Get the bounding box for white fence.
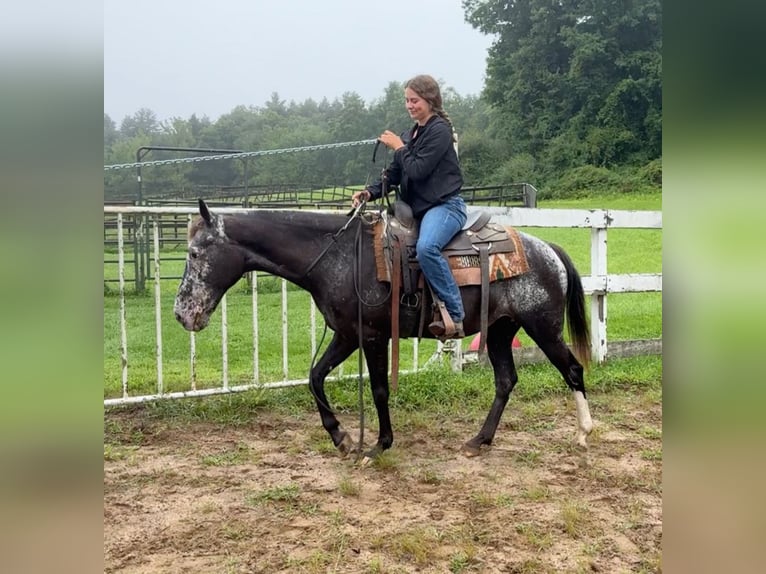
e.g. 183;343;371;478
103;205;662;407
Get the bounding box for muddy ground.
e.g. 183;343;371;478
104;389;662;573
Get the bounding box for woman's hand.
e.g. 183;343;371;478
351;189;371;207
378;130;404;151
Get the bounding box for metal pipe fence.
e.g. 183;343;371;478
103;205;662;407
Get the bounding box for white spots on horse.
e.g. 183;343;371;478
174;246;219;330
507;234;568;316
325;264;350;291
214;215;227;239
531;235;568;294
507;273;551;315
174;271;213;329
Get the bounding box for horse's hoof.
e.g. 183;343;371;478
575;431;590;450
462;442;482;457
336;432;356;457
363;445;385;460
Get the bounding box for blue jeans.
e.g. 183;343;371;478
416;195;467;322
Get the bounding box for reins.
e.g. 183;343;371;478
351;141;393;460
303;207;376;461
303;204;366;425
303;202;366;277
304;140;392;461
355;220;365;460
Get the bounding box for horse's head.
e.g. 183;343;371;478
174;200;247;331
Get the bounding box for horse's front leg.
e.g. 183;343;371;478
309;333;358;456
362;337;393;459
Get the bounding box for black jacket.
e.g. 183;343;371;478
367;115;463;219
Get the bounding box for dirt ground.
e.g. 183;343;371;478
104;391;662;573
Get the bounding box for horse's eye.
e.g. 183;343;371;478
190;250;199;259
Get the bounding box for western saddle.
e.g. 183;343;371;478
382;201;516;389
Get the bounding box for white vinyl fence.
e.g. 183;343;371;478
103;205;662;406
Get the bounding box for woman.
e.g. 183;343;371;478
352;74;467;339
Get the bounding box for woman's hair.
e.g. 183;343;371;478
405;74;456;141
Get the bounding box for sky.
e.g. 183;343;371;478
104;0;495;124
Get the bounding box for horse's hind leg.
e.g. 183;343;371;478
309;333;358;456
463;318;520;457
524;323;593;448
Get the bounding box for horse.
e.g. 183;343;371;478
174;199;594;459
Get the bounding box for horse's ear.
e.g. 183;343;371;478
199;199;212;225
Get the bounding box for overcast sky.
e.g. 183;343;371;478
104;0;494;124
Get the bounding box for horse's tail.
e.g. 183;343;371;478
549;243;591;368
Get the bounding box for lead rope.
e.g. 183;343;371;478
304;137;392;460
355;220;365;461
353;139;386;461
305;209;369;458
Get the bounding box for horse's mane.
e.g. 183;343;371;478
187;210;350;242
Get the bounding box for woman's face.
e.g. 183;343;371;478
404;87;432;125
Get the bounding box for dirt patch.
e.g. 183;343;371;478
104;392;661;573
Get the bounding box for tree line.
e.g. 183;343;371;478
104;0;661;201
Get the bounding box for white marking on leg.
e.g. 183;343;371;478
573;390;593;448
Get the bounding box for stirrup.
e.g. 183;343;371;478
428;293;463;340
428;320;464;340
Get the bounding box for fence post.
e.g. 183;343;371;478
152;217;164;395
523;183;538;208
590;211;608;363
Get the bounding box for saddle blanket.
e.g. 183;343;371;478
372;222;530;287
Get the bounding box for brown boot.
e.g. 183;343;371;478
451;321;465;339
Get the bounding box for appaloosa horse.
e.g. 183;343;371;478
174;200;593;458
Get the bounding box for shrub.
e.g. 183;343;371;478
548;165;621;198
637;157;662;186
488;153;538;186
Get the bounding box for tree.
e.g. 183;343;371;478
188;114;211;139
103;82;519;197
119;108;160;138
104;113;118;151
369;81;409;133
463;0;661;176
103;133;152;200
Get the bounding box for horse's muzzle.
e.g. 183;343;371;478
174;300;209;332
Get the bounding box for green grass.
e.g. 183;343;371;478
107;354;661;437
245;484;301;506
104;192;661;400
200;442;259;466
103;346;662;430
560;500;594;539
337;475;362;497
539;190;661;211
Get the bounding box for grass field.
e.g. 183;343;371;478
103;192;662;399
